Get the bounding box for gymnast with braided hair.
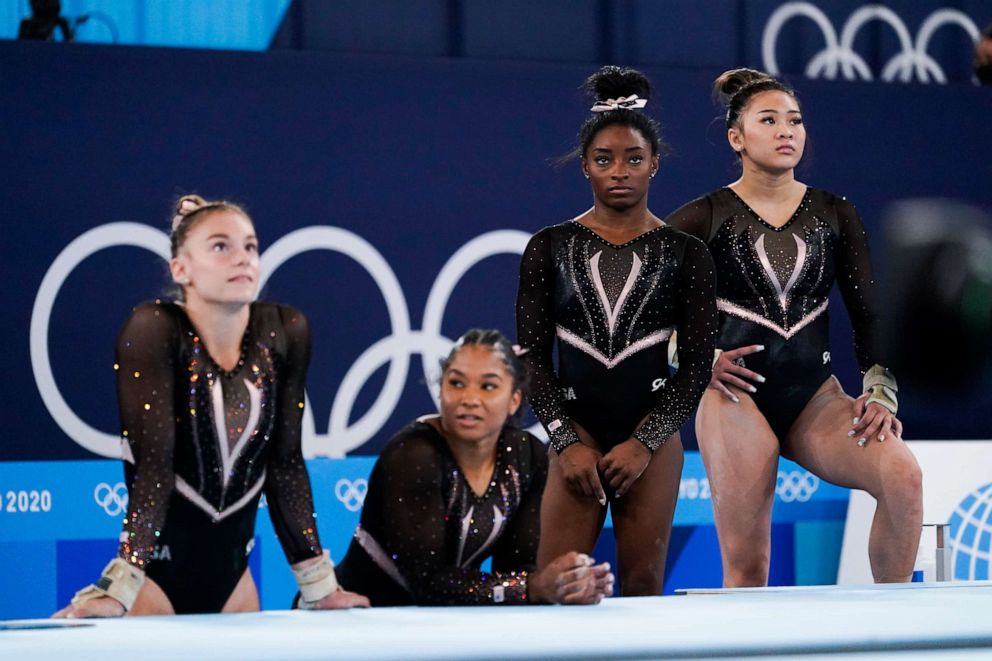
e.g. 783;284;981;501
54;194;368;616
333;329;614;606
516;66;718;595
665;68;923;586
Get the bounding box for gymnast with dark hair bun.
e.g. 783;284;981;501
54;194;368;616
665;68;923;586
516;66;718;595
333;329;614;605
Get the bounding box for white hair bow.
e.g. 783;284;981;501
590;95;647;112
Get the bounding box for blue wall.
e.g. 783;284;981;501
3;1;987;86
2;41;989;463
271;0;988;85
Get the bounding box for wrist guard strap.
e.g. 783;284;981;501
71;558;145;612
863;364;898;414
294;551;339;605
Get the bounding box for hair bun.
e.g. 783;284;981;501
172;194;207;231
583;65;652;105
713;68;773;107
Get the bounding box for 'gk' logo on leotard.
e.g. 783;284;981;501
823;351;831;364
651;378;667;392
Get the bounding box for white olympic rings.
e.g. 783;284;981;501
334;478;368;512
763;2;981;84
30;222;535;458
94;481;129;516
776;470;820;503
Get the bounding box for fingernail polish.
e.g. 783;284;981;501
748;385;757;393
853;417;860;425
599;497;606;506
879;436;885;442
756;375;766;383
756;345;765;351
848;430;856;437
857;438;867;447
859;437;866;445
732;396;740;403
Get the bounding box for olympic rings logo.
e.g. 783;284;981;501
30;222;536;458
776;470;820;503
93;481;129;516
762;2;981;84
335;478;368;512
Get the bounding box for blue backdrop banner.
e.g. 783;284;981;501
0;453;847;618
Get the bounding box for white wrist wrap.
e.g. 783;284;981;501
294;551;339;605
863;364;898;414
71;558;145;612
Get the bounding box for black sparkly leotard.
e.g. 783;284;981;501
335;420;546;606
666;187;882;439
114;301;322;614
516;220;717;453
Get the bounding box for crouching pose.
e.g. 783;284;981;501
55;195;368;616
334;330;615;605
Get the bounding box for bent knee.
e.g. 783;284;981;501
879;452;923;508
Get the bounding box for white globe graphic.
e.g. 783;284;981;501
948;482;992;580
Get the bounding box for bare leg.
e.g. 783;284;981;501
696;387;781;587
537;423;608;569
128;577;176;616
610;432;683;596
221;568;261;612
783;377;923;583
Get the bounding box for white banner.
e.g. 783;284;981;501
838;440;992;584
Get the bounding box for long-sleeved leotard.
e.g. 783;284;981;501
516;220;717;453
115;300;321;613
666;187;883;439
335;420;546;606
